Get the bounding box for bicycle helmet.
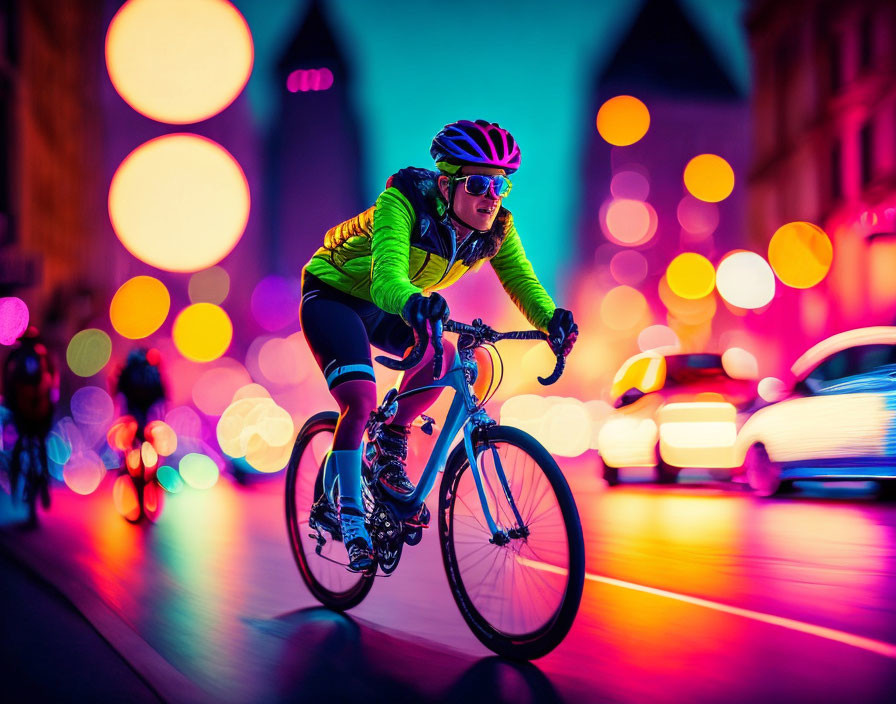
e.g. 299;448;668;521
431;120;521;174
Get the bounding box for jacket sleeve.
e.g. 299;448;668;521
370;187;423;316
489;213;556;331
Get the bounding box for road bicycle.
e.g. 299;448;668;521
285;318;585;659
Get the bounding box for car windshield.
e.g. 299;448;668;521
804;344;896;384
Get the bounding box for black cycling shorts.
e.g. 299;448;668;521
300;273;415;389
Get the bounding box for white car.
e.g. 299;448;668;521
736;327;896;497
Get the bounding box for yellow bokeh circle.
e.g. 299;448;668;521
110;276;171;339
67;329;113;377
596;96;650;146
666;253;715;300
683;154;735;203
173;303;233;362
109;134;250;273
106;0;254;124
768;221;833;289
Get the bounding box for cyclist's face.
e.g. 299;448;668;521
439;166;505;232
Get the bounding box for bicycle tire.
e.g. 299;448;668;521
438;425;585;659
285;411;374;610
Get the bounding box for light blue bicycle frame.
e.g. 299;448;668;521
377;349;525;538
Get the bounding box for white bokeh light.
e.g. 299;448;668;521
715;252;775;310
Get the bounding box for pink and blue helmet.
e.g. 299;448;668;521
430;120;521;174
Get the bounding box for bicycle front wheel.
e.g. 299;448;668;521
439;425;585;659
285;412;374;610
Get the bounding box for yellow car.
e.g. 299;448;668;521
598;352;756;485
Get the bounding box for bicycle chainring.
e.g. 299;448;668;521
369;499;404;574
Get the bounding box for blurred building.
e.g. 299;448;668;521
267;0;364;276
0;0;105;307
576;0;749;357
748;0;896;331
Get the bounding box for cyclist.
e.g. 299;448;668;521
300;119;578;571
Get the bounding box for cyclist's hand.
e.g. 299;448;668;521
402;292;451;376
547;308;578;357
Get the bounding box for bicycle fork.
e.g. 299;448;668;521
462;423;529;546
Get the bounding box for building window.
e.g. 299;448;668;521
830;139;842;201
859;13;873;71
860;123;874;187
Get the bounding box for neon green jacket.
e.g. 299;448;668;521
303;167;556;331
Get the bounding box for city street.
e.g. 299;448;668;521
2;452;895;703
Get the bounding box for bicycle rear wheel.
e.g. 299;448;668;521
285;412;373;610
439;425;585;659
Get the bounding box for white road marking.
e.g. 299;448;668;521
515;557;896;660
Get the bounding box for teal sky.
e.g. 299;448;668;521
234;0;750;296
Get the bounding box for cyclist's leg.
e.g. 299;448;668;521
300;277;376;571
365;314;455;498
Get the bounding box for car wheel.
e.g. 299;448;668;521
599;458;620;486
654;446;680;484
745;444;782;497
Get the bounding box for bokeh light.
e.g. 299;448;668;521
110;276;170;339
216;396;295;472
715;251;776;310
0;297;29;345
173;303;233;362
610;169;650;201
658;276;717;325
610;250;648;286
286;68;334;92
179;453;220;489
107;417;138;452
105;0;253;124
109;134;250;273
600;286;648;331
257;336;311;387
145;420;177;456
250;275;301;331
758;376;788;402
192;360;253;415
67;329;112;377
677;195;719;237
63;451;106;495
165;406;202;440
596;95;650;146
666;253;715;300
603;199;657;246
71;386;114;427
188;267;231;304
768;221;833;289
141;441;159;469
721;347;759;380
638;325;680;352
683;154;735;203
157;465;184;494
113;474;141;521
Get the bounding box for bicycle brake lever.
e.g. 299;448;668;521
537;353;565;385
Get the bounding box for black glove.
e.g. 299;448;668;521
402;293;451;377
547;308;578;357
401;292;450;330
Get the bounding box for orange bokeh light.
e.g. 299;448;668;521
106;0;253;124
768;221;833;289
683;154;735;203
172;303;233;362
596;96;650;146
600;285;649;331
110;276;170;339
109;134;250;273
